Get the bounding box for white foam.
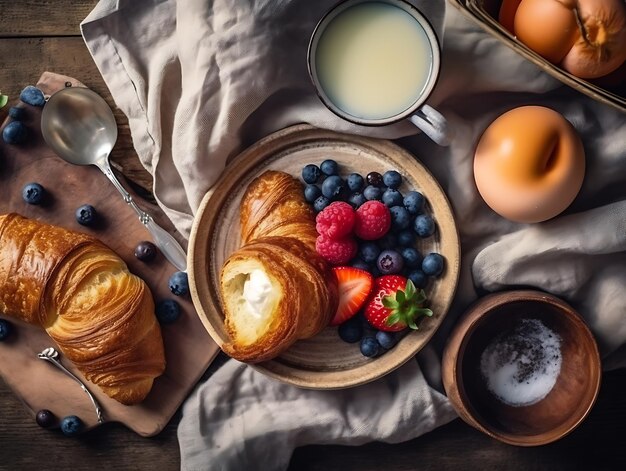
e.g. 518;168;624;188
480;318;562;407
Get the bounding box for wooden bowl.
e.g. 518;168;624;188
188;124;460;389
442;290;601;446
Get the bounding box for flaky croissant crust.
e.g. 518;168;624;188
0;213;165;405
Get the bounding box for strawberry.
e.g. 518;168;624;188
364;275;433;332
330;266;373;326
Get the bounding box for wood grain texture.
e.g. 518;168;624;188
0;0;96;36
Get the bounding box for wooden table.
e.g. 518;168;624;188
0;2;624;470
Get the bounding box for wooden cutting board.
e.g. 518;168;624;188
0;72;220;437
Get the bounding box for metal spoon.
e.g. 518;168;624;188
40;87;187;272
38;347;105;423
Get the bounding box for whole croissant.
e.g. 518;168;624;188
220;171;338;363
0;213;165;405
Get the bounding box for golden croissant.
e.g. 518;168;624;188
219;171;339;363
0;213;165;405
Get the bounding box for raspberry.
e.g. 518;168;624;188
315;235;357;265
315;201;355;240
354;200;391;240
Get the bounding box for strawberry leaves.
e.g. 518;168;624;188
381;279;433;330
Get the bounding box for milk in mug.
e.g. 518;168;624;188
315;1;434;120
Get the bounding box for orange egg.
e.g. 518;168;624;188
474;106;585;224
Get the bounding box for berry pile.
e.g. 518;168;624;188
2;85;46;145
301;160;445;357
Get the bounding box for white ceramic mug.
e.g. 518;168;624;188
308;0;450;146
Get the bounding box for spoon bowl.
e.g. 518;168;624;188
41;87;187;272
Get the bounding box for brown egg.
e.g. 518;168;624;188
473;106;585;224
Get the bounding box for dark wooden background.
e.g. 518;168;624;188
0;1;624;470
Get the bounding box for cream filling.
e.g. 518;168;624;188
241;269;273;319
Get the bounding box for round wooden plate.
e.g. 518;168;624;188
188;124;460;389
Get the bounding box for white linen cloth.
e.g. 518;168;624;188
81;1;626;469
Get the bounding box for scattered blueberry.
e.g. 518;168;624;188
397;229;416;247
156;299;181;324
8;106;26;120
347;173;364;192
382;188;403;207
404;191;425;215
19;85;46;107
347;192;366;209
377;232;397;250
75;204;97;226
359;242;380;263
363;185;382;201
313;195;331;213
36;409;56;428
338;317;363;343
22;182;45;205
360;336;380;357
401;247;423;268
350;258;370;272
414;214;435;238
422;253;444;277
390;206;411;231
304;184;322;203
302;164;321;184
407;269;428;288
2;121;27;144
60;415;83;437
383;170;402;189
0;319;13;341
377;249;404;275
168;271;189;296
376;331;398;350
366;171;383;187
321;175;345;200
320;159;339;176
135;241;157;262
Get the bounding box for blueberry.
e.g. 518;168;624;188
407;269;428;288
347;173;364;192
376;331;398;350
360;336;380;357
156;299;181;324
302;164;321;184
381;188;403;207
404;191;425;215
347;192;366;209
397;230;415;247
19;85;46;107
359;242;380;263
321;175;345;200
414;214;435;238
320;159;339;176
370;264;382;278
338;317;363;343
390;206;411;231
313;195;331;212
422;253;444;277
363;185;382;201
366;172;383;187
304;184;321;203
36;409;56;428
168;271;189;296
377;249;404;275
135;241;157;262
75;204;97;226
22;182;45;205
377;233;397;250
383;170;402;189
401;247;423;268
8;106;26;120
0;318;13;341
3;121;27;144
60;415;83;436
350;258;370;272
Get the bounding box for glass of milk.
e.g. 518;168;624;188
308;0;450;145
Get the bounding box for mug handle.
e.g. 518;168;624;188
409;105;452;146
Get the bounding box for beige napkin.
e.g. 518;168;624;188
81;1;626;469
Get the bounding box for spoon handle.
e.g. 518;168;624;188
97;160;188;272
